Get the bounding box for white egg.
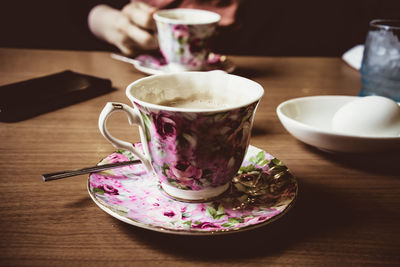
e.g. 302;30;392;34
331;96;400;137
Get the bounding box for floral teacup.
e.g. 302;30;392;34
153;8;220;71
99;71;264;201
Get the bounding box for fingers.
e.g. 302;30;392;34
88;2;159;56
116;41;138;56
124;24;158;49
122;2;157;31
115;29;158;56
113;32;136;56
114;14;158;52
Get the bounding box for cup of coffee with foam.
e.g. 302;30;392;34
99;71;264;201
153;8;220;71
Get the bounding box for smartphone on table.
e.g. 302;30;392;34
0;70;113;122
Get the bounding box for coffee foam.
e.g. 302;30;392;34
143;87;231;109
157;97;230;109
128;72;264;110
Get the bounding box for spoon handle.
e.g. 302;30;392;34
42;160;141;182
111;53;140;65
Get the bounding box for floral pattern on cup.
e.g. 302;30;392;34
88;145;297;234
135;102;258;192
156;21;217;70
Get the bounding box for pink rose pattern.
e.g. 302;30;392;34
134;53;233;73
159;23;216;69
89;145;297;234
137;102;258;191
135;54;167;68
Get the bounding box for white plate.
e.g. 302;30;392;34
276;95;400;153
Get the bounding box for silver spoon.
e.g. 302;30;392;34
42;160;141;182
111;53;142;66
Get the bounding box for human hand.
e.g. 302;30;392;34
88;2;158;56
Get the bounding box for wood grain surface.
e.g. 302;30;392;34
0;48;399;266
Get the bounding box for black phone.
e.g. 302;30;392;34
0;70;113;122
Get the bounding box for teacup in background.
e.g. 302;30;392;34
99;71;264;201
153;8;220;71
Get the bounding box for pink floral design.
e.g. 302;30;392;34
189;38;204;54
102;184;119;195
157;22;217;69
107;152;130;163
88;145;297;234
135;54;167;68
192;222;218;229
172;25;190;40
136;102;258;191
153;112;178;139
168;162;202;180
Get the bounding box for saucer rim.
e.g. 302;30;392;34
88;183;298;236
87;145;298;236
133;55;236;75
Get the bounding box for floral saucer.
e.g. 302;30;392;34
111;53;236;75
88;145;297;235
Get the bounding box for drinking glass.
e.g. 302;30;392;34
359;19;400;101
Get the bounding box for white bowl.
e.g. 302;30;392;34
276;95;400;153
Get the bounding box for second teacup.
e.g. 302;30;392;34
153;8;221;71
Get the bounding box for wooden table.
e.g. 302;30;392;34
0;48;399;266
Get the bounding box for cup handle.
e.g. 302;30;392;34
98;102;153;173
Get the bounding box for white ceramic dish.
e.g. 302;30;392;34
276;95;400;153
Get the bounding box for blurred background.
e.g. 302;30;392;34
0;0;399;56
